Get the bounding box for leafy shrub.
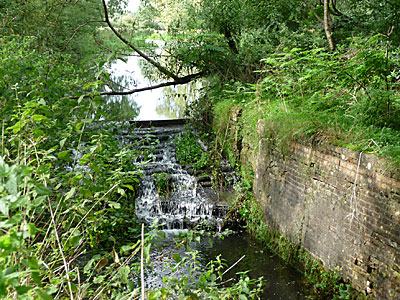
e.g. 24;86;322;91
152;172;173;198
175;130;210;170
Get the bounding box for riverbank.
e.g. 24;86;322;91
195;79;400;299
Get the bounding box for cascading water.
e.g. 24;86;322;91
114;121;310;299
131;122;231;230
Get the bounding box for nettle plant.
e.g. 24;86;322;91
0;158;52;299
0;36;146;299
0;36;264;300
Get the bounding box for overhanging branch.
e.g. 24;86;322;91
101;0;179;81
63;1;206;101
101;71;203;95
68;71;204;100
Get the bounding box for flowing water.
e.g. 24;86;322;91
109;56;310;299
122;122;309;299
130;122;232;230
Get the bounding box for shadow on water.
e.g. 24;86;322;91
146;231;309;299
196;232;308;300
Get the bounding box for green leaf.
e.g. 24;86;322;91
64;187;76;200
78;95;85;104
59;138;67;150
35;183;53;196
239;295;248;300
8;120;27;134
26;257;39;271
0;158;10;178
38;98;47;106
118;266;130;284
57;150;71;162
112;249;120;264
36;289;54;300
172;253;181;263
144;244;151;264
108;201;121;209
121;184;135;191
82;118;93;124
31;270;42;286
93;275;106;284
31;115;49;123
5;173;18;195
0;198;9;216
32;196;46;207
121;245;132;253
116;187;126;197
0;235;11;250
79;153;91;164
15;285;33;295
69;235;81;248
28;223;37;237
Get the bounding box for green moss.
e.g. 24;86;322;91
211;95;368;299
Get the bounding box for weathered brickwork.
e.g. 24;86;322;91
253;125;400;299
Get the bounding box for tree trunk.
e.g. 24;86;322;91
224;27;239;54
324;0;335;51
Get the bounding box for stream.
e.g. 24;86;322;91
106;55;310;299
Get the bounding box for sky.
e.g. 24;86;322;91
127;0;140;12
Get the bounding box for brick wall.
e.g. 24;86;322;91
253;122;400;299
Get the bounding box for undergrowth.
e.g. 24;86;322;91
0;35;264;300
189;35;400;299
206;35;400;173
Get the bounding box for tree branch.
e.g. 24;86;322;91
102;72;203;95
68;71;204;100
63;20;106;51
302;0;323;25
324;0;335;50
101;0;179;81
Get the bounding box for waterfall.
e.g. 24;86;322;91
125;122;232;230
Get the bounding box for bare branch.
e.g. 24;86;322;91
63;20;106;51
101;72;203;95
67;71;204;100
101;0;179;80
302;0;323;25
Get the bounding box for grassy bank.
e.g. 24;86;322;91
207;97;370;298
205;37;400;174
187;36;400;299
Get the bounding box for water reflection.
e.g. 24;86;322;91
156;81;201;119
104;55;200;120
146;232;308;299
198;233;308;300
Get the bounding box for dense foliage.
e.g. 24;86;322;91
0;34;146;299
0;2;264;299
141;0;400;169
1;0;399;298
